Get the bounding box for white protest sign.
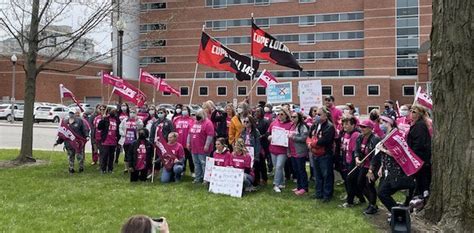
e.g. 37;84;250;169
267;82;292;104
204;157;215;182
271;127;289;147
246;146;254;167
298;80;322;115
209;166;244;198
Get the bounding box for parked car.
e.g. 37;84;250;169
272;104;300;113
189;104;202;116
34;105;70;123
67;103;94;114
0;103;24;121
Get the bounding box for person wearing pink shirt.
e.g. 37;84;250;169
116;103;130;164
213;137;232;167
119;109;143;173
173;105;195;176
160;132;185;183
267;109;292;193
187;110;215;184
263;103;274;121
231;138;255;192
128;128;154;182
369;109;385;139
98;109;120;174
324;95;342;133
90;104;106;165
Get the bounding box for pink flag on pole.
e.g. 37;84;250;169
415;87;433;110
383;129;424;176
59;84;84;112
140;69;180;96
57;121;87;153
139;69;160;87
102;73;123;86
112;80;147;107
257;69;278;88
157;79;180;97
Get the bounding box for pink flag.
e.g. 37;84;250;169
139;69;160;87
415;87;433;110
257;69;278;88
59;84;84;112
102;73;123;86
57;121;87;153
112;80;147;107
383;129;424;176
157;79;180;97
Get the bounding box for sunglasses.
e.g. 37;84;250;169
243;120;249;123
316;113;322;116
359;125;367;128
410;110;418;114
278;113;285;116
158;112;164;114
291;116;298;119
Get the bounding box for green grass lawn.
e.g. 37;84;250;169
0;149;378;232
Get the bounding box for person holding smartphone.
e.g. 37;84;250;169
121;215;169;233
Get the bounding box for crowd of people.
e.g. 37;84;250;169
55;96;433;222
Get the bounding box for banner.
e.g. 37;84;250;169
209;166;244;198
414;86;433;110
257;69;278;88
298;80;322;114
112;80;147;107
267;82;292;104
139;69;160;87
383;129;424;176
57;121;87;153
204;157;215;182
59;84;84;112
197;32;260;81
140;69;180;96
252;22;302;71
157;79;181;97
270;126;289;147
102;73;123;86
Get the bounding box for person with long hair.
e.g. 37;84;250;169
98;108;120;173
211;103;234;145
213;137;232;167
90;104;105;165
308;106;335;202
119;108;144;173
229;102;251;146
128;128;154;182
121;215;169;233
267;109;292;193
288;111;309;195
232;138;256;192
254;107;270;185
173;105;195;177
240;116;263;186
144;105;158;133
115;103;131;164
306;106;319;181
172;103;183;121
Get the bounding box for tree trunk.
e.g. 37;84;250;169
15;0;40;163
424;0;474;231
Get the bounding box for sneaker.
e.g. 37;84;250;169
292;188;299;192
339;193;348;201
123;169;128;174
90;162;97;165
78;168;84;173
293;179;297;183
339;202;354;208
273;186;281;193
295;189;307;196
147;174;153;180
364;205;378;215
191;173;196;178
278;185;286;189
69;168;75;174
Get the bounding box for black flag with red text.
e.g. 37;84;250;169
252;22;302;71
197;32;260;81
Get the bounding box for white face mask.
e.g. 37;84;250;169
176;109;182;114
237;108;243;114
130;113;137;118
182;111;189;116
343;109;350;115
121;106;127;112
400;109;409;117
264;107;271;112
149;110;155;115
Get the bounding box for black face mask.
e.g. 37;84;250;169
138;133;147;140
196;115;202;121
370;114;378;121
384;105;390;110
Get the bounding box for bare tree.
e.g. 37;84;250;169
424;0;474;231
0;0;117;163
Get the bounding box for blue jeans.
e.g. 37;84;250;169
271;153;287;186
244;174;254;188
160;164;184;183
192;153;207;182
312;154;334;199
290;157;308;190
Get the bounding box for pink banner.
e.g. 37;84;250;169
102;73;123;86
157;79;180;96
57;121;87;153
257;69;278;88
383;129;424;176
415;87;433;110
139;69;160;87
59;84;84;112
112;80;147;107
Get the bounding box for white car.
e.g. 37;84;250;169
0;103;24;121
68;103;94;114
34;105;70;123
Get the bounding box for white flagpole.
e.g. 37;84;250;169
138;68;142;91
190;24;205;106
249;13;254;106
413;86;421;106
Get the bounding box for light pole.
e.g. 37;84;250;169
10;54;17;123
116;20;125;104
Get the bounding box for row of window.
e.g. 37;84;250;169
205;12;363;30
205;69;364;79
139;23;167;33
140;40;166;49
205;0;317;8
294;50;364;62
215;31;364;46
163;84;416;98
396;0;419;76
140;2;167;11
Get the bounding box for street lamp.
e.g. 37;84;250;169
116;20;125;104
10;54;17;123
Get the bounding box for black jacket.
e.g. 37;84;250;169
98;116;120;144
407;119;432;163
211;110;228;139
309;120;335;156
128;139;154;171
256;117;270;149
354;133;381;164
150;117;174;143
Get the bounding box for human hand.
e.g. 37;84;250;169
355;157;362;166
377;167;383;177
367;170;375;183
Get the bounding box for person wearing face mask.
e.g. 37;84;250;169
150;108;175;167
187;110;215;184
119;108;144;173
54;111;88;174
173;105;195;177
115;103;131;164
98;108;120;173
288;112;309;196
128;128;154;182
240;116;263;187
382;100;397;119
263;103;274;121
396;104;411;136
229;102;250;146
172;104;183;121
144;106;158;133
211;103;233;146
369;109;384;138
254;107;271;184
90;104;106;165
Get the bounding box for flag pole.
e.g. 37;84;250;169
138;68;142;91
153;89;156;105
190;24;205;106
413;86;421;106
249;13;254;107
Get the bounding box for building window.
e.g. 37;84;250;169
141;3;167;11
340;70;364;76
343;85;355;96
403;85;415;96
237;86;247;96
140;40;166;49
139;57;166;65
322;85;332;96
139;23;166;33
256;86;266;96
255;0;270;6
180;87;189;96
199;86;209;96
367;85;380;96
367;106;380;114
150;73;166;79
162;92;171;96
299;15;315;26
299;0;316;3
217;86;227;96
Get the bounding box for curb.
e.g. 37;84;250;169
0;122;58;129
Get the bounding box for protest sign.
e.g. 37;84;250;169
298;80;322;114
271;127;289;147
209;166;244;198
267;82;292;104
204;157;215;182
